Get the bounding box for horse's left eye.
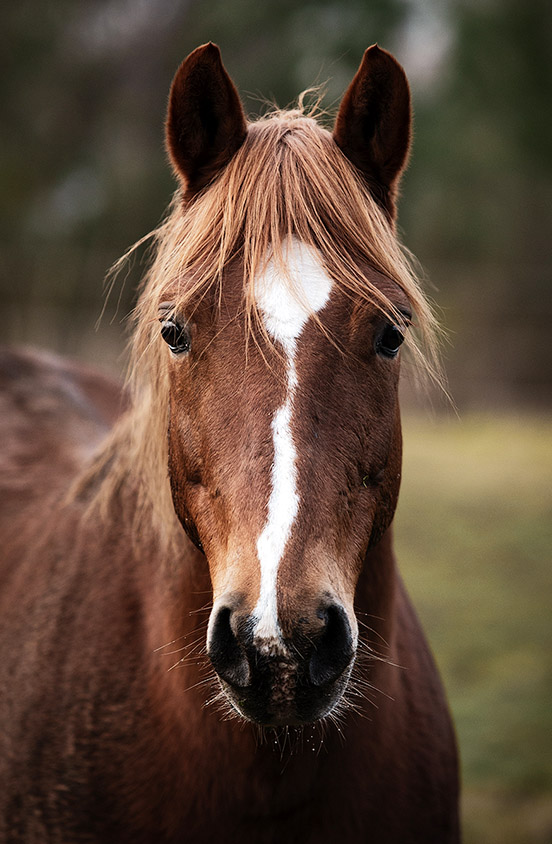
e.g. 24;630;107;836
376;323;405;358
160;319;191;354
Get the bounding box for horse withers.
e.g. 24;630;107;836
0;44;460;843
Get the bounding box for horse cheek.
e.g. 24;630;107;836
367;435;403;549
167;410;205;553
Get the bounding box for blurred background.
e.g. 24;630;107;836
1;1;551;840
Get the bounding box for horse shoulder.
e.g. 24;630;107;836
388;576;461;841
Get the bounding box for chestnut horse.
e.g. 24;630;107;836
0;44;460;843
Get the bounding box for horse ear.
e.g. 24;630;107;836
166;43;247;198
333;45;411;219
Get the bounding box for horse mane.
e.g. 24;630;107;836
73;101;443;550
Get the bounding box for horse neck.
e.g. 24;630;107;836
354;527;398;654
133;521;212;687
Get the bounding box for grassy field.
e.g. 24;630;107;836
394;414;552;844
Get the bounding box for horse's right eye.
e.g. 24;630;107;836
160;319;191;354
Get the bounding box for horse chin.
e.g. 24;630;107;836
217;661;354;728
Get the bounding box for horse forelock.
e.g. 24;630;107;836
80;104;443;546
136;104;441;356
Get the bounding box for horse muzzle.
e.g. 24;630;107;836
207;598;356;725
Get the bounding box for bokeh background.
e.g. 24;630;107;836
1;2;551;841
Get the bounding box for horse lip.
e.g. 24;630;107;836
310;653;355;687
216;653;354;727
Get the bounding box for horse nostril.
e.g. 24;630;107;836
208;606;250;688
309;604;354;687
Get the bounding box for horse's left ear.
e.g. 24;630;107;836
333;45;411;219
166;43;247;198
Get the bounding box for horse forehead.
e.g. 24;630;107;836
254;239;333;343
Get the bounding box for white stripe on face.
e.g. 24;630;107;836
252;238;333;649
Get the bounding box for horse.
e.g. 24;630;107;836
0;43;460;843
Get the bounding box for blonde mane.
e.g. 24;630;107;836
77;104;442;549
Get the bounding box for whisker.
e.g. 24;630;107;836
181;676;216;693
153;635;188;652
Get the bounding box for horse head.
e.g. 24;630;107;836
155;43;420;726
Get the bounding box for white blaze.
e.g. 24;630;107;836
252;238;332;646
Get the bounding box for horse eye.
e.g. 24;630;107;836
376;323;405;358
160;319;191;354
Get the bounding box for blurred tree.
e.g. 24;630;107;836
401;0;552;405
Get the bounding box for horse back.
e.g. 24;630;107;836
0;347;123;520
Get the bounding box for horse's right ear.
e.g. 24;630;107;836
166;43;247;198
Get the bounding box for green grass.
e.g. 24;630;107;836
395;414;552;843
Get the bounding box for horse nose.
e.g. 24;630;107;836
207;600;355;690
207;605;250;687
308;603;355;686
